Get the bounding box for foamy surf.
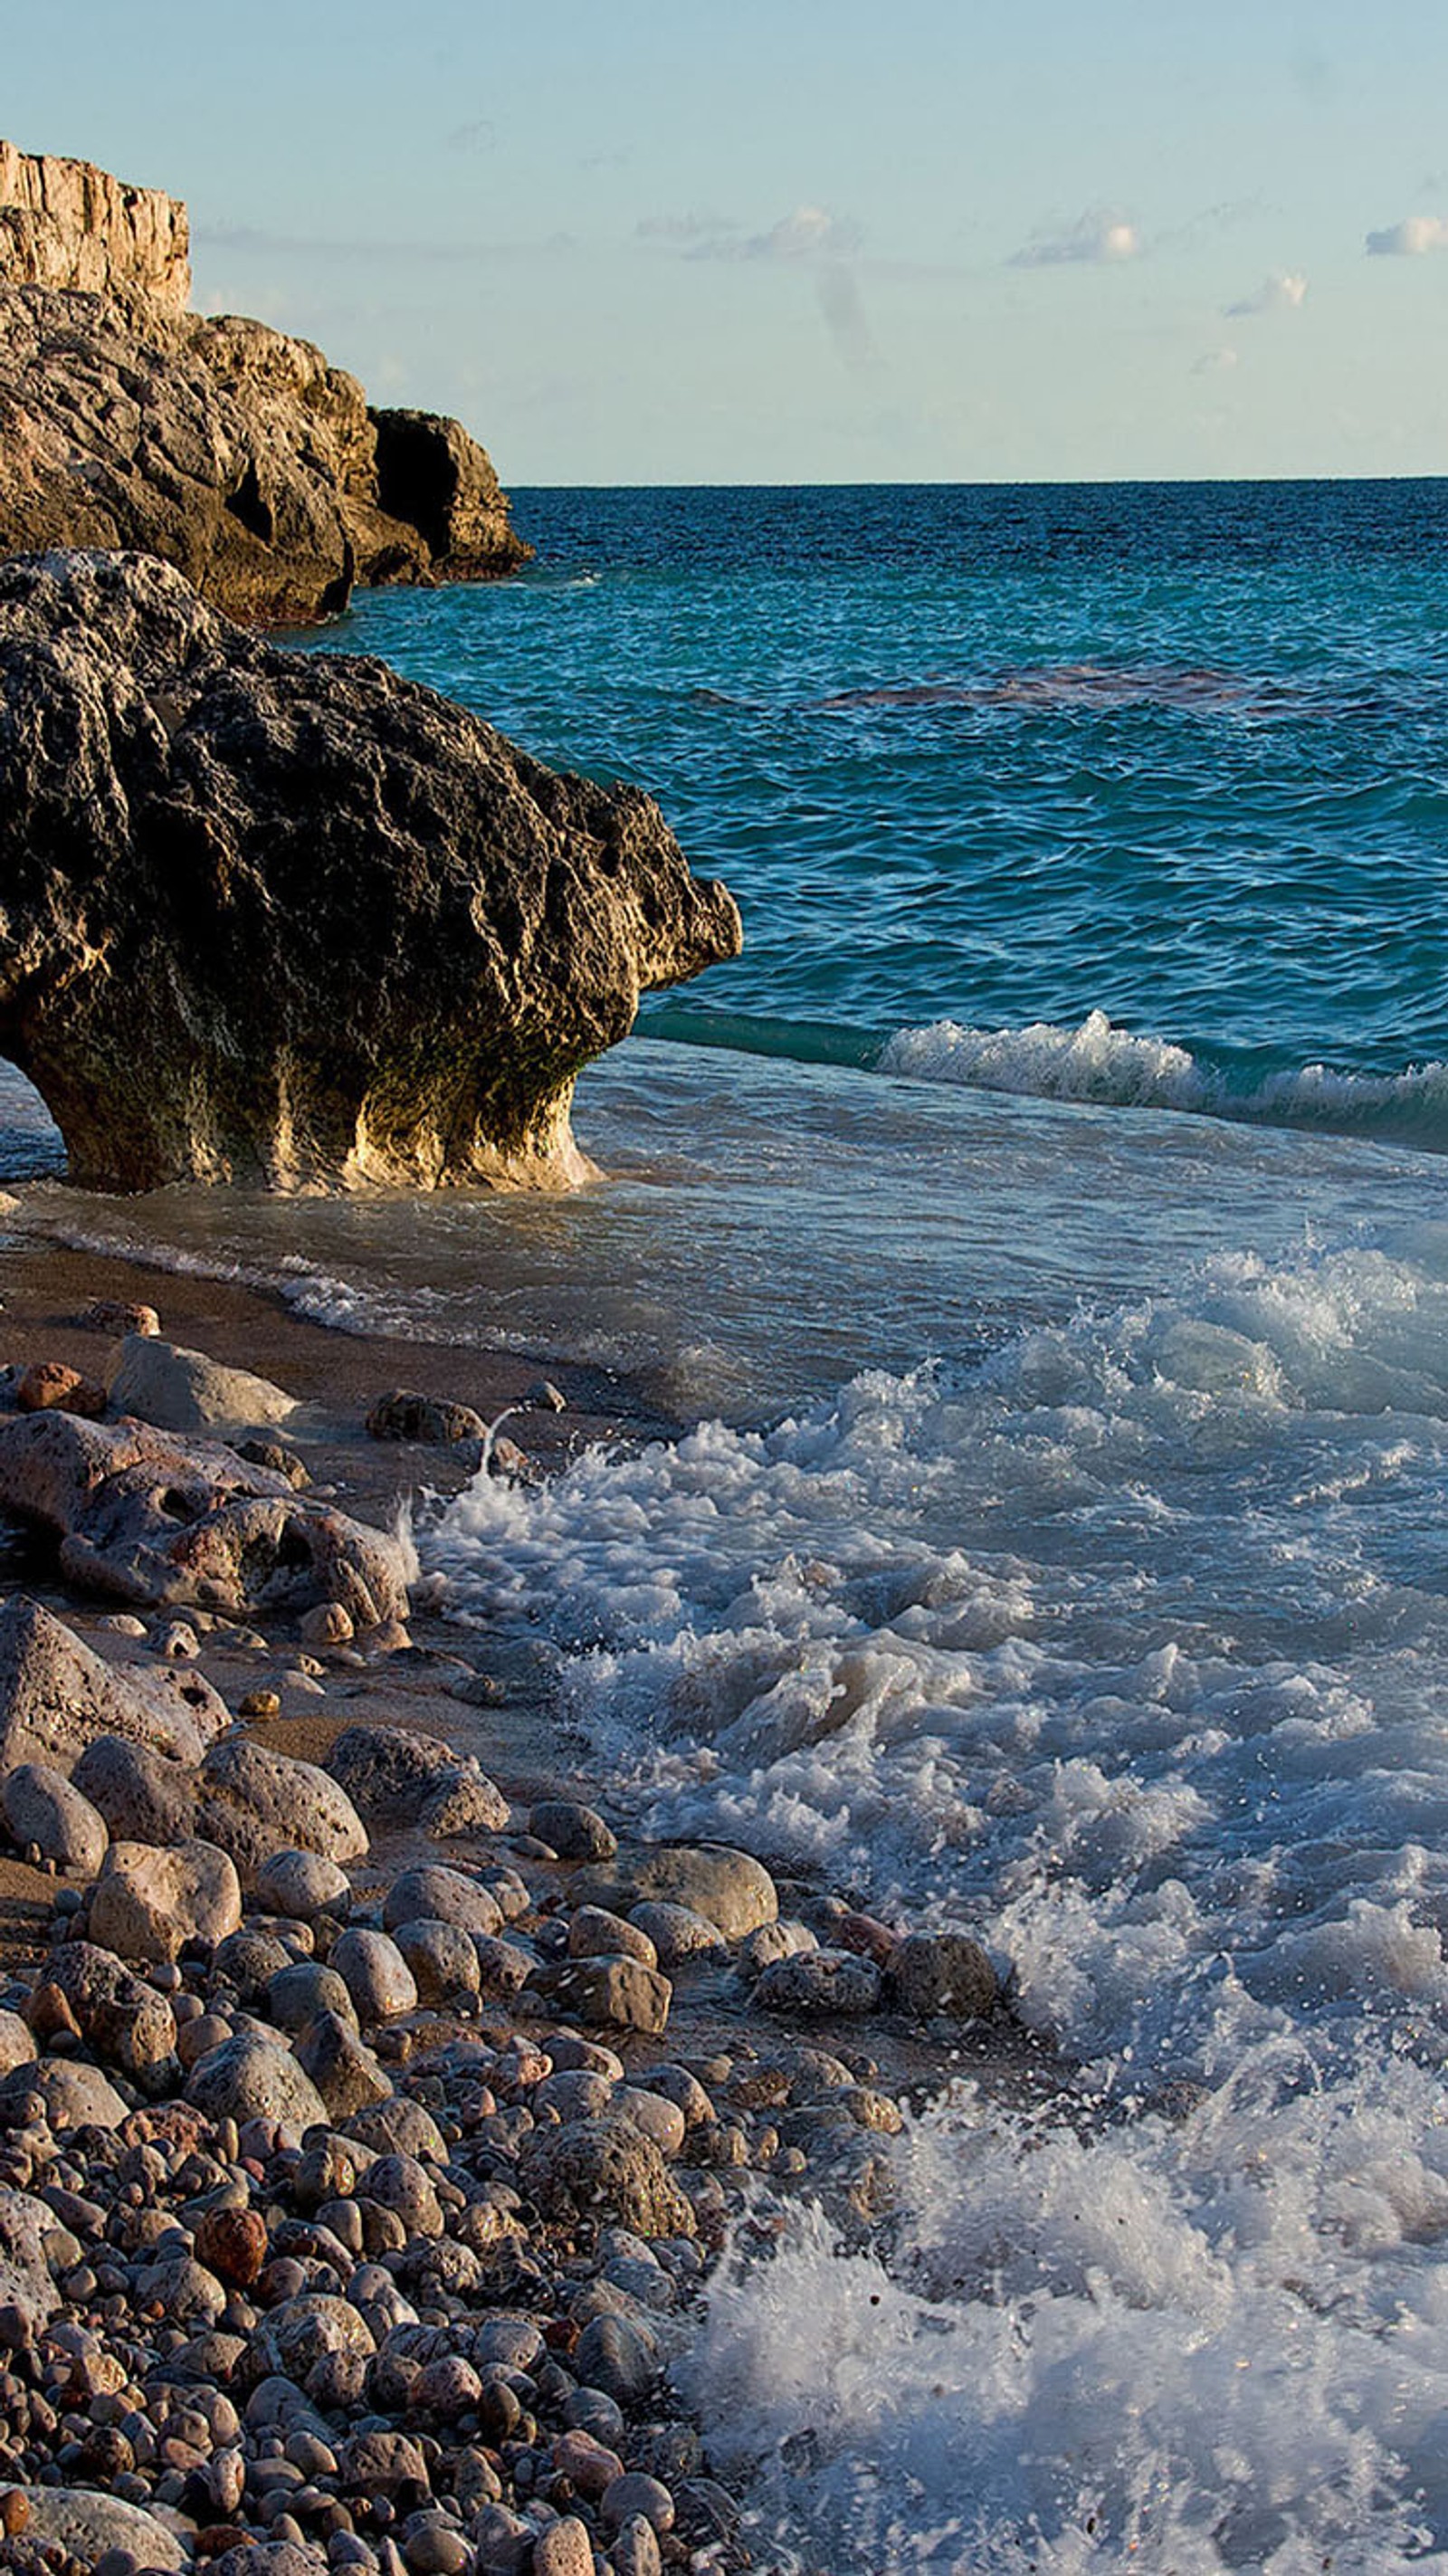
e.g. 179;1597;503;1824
426;1227;1448;2568
880;1011;1448;1150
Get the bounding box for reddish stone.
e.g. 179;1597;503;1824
194;2204;268;2287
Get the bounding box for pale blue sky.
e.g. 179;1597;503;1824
8;0;1448;482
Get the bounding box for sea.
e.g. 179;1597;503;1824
9;478;1448;2569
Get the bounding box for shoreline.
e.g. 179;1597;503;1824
0;1221;1061;2576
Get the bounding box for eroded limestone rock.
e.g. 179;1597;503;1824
0;550;741;1192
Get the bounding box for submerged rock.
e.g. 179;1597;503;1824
0;549;741;1192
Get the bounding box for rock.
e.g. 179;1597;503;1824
416;1769;510;1839
325;1724;507;1832
200;1739;368;1865
237;1436;310;1489
754;1949;882;2018
610;2517;663;2576
295;2013;393;2120
329;1930;418;2025
628;1901;727;1970
568;1905;658;1967
266;1962;357;2034
40;1940;177;2084
255;2293;376;2382
531;1955;672;2036
576;1843;777;1940
472;1934;533;1999
518;2116;695;2240
0;151;527;626
532;2519;594;2576
344;2095;447;2163
382;1865;502;1938
366;1391;486;1445
15;1359;104;1416
737;1918;817;1974
0;2009;34;2075
0;1393;409;1624
75;1297;160;1337
89;1836;242;1961
0;549;740;1191
393;1918;482;2008
7;2054;128;2130
194;2204;268;2287
186;2031;329;2131
71;1732;197;1842
109;1334;298;1434
602;2474;674;2533
574;2314;660;2408
298;1601;352;1649
884;1930;999;2020
0;139;189;307
0;1597;227;1768
1;1760;107;1874
13;2485;185;2571
255;1848;352;1921
529;1798;617;1862
0;2187;61;2334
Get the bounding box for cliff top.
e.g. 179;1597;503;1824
0;138;190;311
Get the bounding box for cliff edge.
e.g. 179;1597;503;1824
0;142;529;622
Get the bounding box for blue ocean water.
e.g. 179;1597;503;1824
322;477;1448;1139
12;482;1448;2568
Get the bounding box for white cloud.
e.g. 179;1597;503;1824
635;212;739;246
636;204;873;367
1366;215;1448;257
1224;271;1308;318
1009;209;1139;269
1193;346;1239;376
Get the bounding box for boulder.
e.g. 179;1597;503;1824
382;1865;502;1938
0;1596;226;1769
71;1733;198;1842
0;1411;409;1621
530;1954;672;2037
366;1390;486;1445
294;2013;393;2120
14;2489;186;2571
108;1334;298;1434
5;2054;129;2131
200;1738;368;1865
883;1930;998;2021
0;2186;62;2334
0;549;740;1192
575;1843;778;1942
0;132;528;625
529;1798;618;1862
753;1949;882;2018
255;1847;352;1922
89;1836;243;1962
0;1760;108;1874
329;1928;418;2026
518;2116;695;2240
325;1722;507;1834
186;2030;330;2130
38;1940;178;2085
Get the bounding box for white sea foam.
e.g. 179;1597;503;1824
428;1229;1448;2565
880;1010;1448;1147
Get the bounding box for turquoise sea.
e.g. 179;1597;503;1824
12;480;1448;2569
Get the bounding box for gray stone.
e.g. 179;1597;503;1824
72;1731;199;1842
530;1954;672;2036
15;2487;185;2571
109;1333;298;1434
295;2012;393;2120
201;1737;368;1864
329;1927;418;2024
529;1798;617;1861
325;1723;507;1832
186;2029;330;2130
576;1842;777;1940
7;2054;129;2130
885;1930;999;2021
519;2116;695;2240
267;1961;357;2034
382;1865;502;1937
344;2095;447;2163
256;1846;353;1921
0;1595;227;1769
393;1916;482;2008
628;1900;727;1969
1;1759;108;1874
753;1948;882;2018
0;2186;62;2334
43;1939;178;2084
89;1835;242;1961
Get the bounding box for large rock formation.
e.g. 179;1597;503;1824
0;550;741;1192
0;141;528;620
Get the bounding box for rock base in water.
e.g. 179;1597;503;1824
0;550;741;1193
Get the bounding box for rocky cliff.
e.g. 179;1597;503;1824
0;552;742;1192
0;143;528;621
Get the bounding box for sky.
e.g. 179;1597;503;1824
6;0;1448;484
